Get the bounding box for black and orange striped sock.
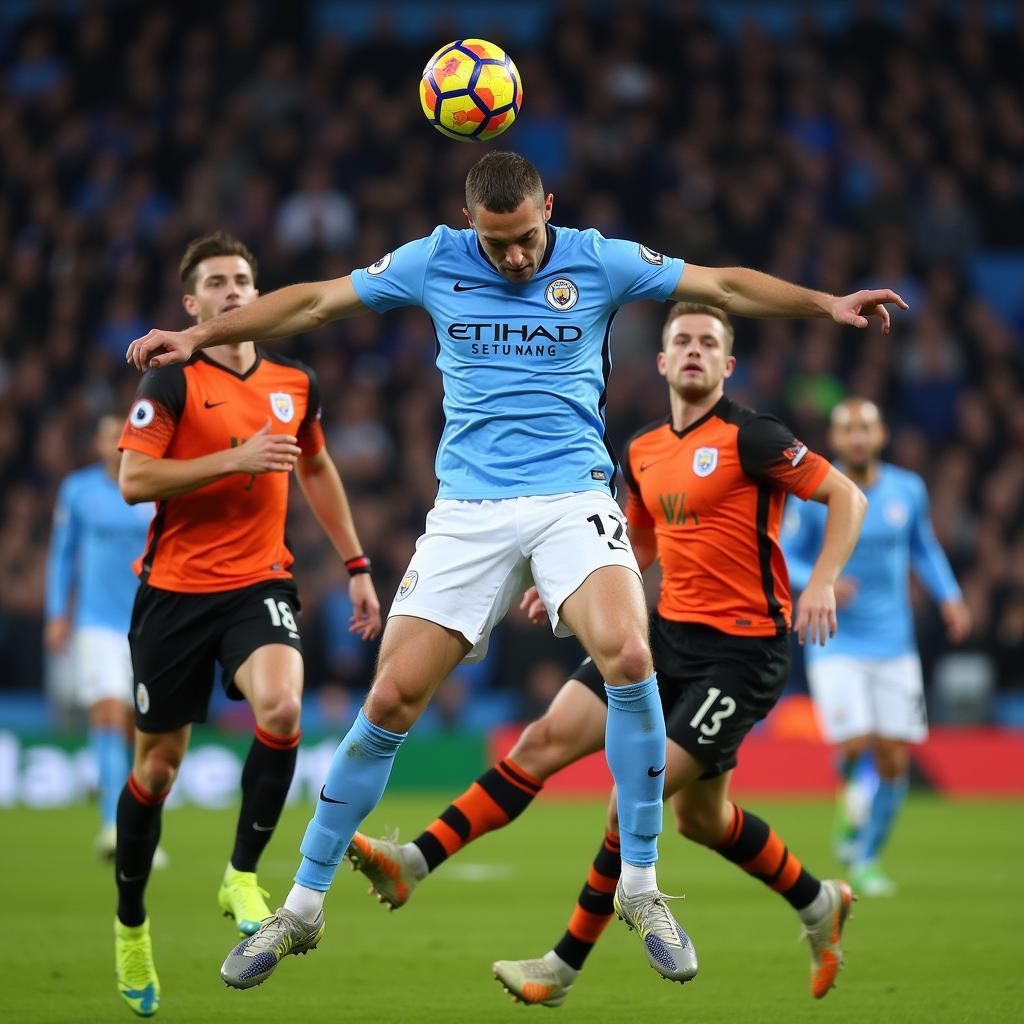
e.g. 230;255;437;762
714;803;821;910
116;772;169;926
412;758;543;872
552;830;621;970
231;725;301;872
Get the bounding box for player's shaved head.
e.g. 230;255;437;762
465;151;544;214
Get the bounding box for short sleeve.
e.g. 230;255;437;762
737;415;830;499
297;369;326;457
350;229;443;313
592;234;684;306
119;365;186;458
620;436;655;529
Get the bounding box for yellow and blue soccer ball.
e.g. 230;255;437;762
419;39;522;142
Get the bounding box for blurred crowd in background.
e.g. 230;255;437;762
0;0;1021;730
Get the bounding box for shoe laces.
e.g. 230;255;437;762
243;911;294;954
516;958;560;982
634;892;685;944
121;937;156;982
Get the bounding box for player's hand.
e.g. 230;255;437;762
231;421;302;474
348;574;382;641
941;599;972;644
795;580;837;647
834;576;858;608
44;617;71;654
518;586;547;626
831;289;908;335
126;327;200;370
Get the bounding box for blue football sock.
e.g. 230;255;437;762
295;710;407;892
859;774;908;865
91;725;128;828
604;675;665;868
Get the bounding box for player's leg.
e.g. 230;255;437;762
806;655;876;863
219;642;303;933
349;665;608;909
855;655;925;895
114;725;189;1017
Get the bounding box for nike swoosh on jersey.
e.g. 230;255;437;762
204;399;228;408
647;765;666;777
318;786;347;804
639;459;665;472
453;281;489;292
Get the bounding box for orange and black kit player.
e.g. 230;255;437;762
113;349;324;927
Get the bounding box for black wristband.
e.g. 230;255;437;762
345;554;372;576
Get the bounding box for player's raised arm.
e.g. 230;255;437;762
671;264;908;334
127;276;368;371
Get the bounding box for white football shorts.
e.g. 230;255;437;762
806;653;928;744
73;626;134;708
389;490;641;663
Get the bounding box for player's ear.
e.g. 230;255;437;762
543;193;553;221
723;354;737;379
182;293;198;317
462;206;474;228
656;350;667;377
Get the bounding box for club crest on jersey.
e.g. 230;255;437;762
693;447;718;477
639;244;664;265
136;683;150;715
270;392;295;423
884;500;909;527
366;252;392;276
396;570;418;602
545;278;579;311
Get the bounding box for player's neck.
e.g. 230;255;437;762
843;461;880;489
202;340;258;374
670;385;723;432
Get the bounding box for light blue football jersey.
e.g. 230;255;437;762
782;462;961;661
351;225;683;499
45;464;153;632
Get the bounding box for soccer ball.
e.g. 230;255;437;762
419;39;522;142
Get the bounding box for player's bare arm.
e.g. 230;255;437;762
295;447;382;641
127;276;369;371
119;422;301;503
673;264;908;334
794;466;867;647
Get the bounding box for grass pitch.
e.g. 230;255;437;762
3;794;1019;1023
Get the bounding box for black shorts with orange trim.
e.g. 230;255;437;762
570;612;789;779
129;579;303;732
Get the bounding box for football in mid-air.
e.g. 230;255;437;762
419;39;522;142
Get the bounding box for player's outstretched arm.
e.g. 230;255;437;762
295;448;382;641
794;466;867;646
672;264;908;334
119;423;301;503
126;276;369;371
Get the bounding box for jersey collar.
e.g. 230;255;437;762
195;349;263;381
474;224;558;279
668;394;730;439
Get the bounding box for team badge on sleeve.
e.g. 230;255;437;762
366;252;393;276
693;447;718;477
545;278;579;311
639;244;665;265
270;392;295;423
130;399;155;428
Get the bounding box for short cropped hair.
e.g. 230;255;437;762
465;151;544;214
179;232;258;293
662;302;735;354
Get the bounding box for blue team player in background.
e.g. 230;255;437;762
783;398;971;896
127;149;908;991
45;411;156;859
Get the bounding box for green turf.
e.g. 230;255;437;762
3;795;1020;1023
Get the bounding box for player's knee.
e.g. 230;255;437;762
257;692;302;736
137;749;181;795
601;633;653;685
364;676;422;733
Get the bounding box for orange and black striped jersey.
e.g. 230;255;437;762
622;395;829;637
118;350;325;594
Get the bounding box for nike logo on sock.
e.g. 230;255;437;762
252;822;275;832
118;869;147;883
318;786;347;804
647;765;666;777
